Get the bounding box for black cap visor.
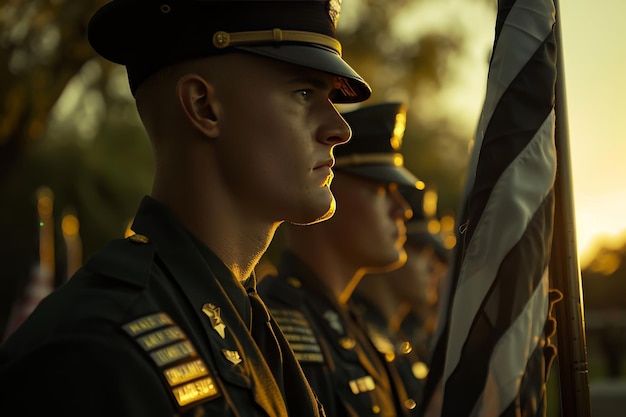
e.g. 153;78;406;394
236;44;370;103
406;231;449;262
336;165;421;188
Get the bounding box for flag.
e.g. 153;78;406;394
421;0;559;415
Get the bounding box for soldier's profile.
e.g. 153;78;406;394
0;1;370;415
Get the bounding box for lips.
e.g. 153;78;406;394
396;222;407;242
314;158;335;170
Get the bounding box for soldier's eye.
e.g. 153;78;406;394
295;89;312;101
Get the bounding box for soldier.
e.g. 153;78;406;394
259;102;422;417
0;1;370;416
390;187;449;363
352;185;451;412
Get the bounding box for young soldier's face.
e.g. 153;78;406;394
208;53;351;225
324;174;410;271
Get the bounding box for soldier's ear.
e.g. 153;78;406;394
177;74;220;138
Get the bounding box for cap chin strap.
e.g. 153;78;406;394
212;28;342;55
334;153;405;168
406;221;430;235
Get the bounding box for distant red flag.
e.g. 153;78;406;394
2;265;54;340
3;187;56;340
421;0;558;415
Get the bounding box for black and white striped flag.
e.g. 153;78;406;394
422;0;559;415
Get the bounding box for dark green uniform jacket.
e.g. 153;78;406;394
349;292;428;415
0;197;322;417
258;251;402;417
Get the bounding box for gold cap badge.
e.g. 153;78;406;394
390;108;407;150
328;0;341;28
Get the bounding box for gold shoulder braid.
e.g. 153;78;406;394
123;313;221;408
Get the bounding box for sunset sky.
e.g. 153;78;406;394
560;0;626;264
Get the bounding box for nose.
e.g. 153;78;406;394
319;103;351;146
389;184;413;221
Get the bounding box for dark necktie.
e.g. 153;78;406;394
248;290;285;394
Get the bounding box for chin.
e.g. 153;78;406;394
287;194;336;226
384;250;408;271
367;250;407;274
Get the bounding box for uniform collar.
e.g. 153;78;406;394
277;250;337;303
130;196;252;329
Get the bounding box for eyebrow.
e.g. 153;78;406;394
286;75;335;91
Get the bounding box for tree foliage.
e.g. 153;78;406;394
583;242;626;310
0;0;111;179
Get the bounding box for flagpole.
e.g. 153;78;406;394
549;0;592;415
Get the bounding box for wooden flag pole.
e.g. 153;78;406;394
549;0;592;415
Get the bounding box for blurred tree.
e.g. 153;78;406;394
0;0;111;182
582;242;626;309
0;1;156;335
581;241;626;380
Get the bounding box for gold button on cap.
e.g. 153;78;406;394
371;405;381;414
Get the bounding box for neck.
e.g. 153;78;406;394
389;302;412;333
355;274;403;320
286;227;358;302
152;161;278;282
338;268;367;305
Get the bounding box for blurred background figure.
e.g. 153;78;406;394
391;186;449;361
351;184;450;409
